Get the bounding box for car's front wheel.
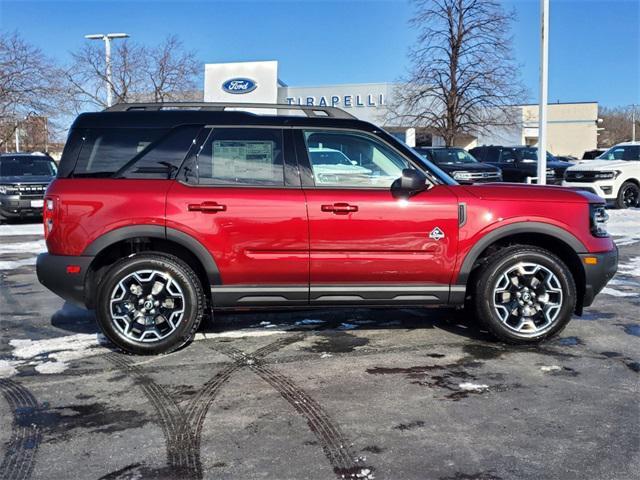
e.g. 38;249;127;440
615;181;640;209
96;253;205;355
472;246;576;344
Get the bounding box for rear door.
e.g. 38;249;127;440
295;129;459;305
166;127;309;307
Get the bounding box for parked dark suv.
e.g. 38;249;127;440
469;146;573;185
414;147;502;184
0;153;57;220
37;103;617;354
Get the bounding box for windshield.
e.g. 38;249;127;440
598;145;640;161
0;157;57;177
423;148;478;165
516;148;555;163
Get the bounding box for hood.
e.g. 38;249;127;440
568;159;638;171
460;183;602;204
436;162;500;173
0;175;54;184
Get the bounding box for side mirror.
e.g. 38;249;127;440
392;168;427;198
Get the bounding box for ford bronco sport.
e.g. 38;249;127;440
37;103;618;354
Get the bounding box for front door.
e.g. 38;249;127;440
296;129;459;305
166;127;309;306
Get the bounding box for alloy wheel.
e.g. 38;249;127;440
109;269;185;342
492;262;563;336
622;185;639;208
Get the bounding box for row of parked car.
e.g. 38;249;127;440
0;141;638;222
415;142;640;209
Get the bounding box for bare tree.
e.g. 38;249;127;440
0;31;64;150
144;35;200;102
599;105;639;147
65;35;200;111
389;0;526;146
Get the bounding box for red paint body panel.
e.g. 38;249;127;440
45;179;170;256
304;185;459;284
166;182;309;285
44;178;616;289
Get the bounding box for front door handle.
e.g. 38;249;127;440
321;203;358;214
188;202;227;213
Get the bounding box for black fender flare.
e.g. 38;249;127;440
456;221;587;285
82;225;221;285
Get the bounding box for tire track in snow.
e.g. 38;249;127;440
0;379;42;480
214;343;373;480
105;336;302;479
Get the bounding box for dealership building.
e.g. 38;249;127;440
204;60;599;158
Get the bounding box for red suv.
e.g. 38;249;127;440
37;103;618;354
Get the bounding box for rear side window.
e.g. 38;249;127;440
184;128;285;186
73;128;168;177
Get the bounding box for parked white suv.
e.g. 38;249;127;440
563;142;640;208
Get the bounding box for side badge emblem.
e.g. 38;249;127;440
429;227;445;241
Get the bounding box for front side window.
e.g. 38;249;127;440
303;130;410;188
599;145;640;161
189;128;285;186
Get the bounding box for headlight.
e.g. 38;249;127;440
453;171;473;180
593;171;620;180
590;204;609;237
0;185;18;195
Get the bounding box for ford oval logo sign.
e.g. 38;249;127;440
222;78;257;94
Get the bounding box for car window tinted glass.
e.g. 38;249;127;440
73;128;168;177
599;145;640;161
485;148;499;162
430;149;477;164
0;157;57;176
121;126;200;179
518;148;554;162
194;128;284;186
500;149;516;163
304;130;410;188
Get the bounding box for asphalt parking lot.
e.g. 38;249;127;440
0;215;638;480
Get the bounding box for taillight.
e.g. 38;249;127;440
43;196;56;238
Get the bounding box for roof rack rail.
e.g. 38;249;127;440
104;102;357;119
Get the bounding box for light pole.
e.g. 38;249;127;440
537;0;549;185
84;33;130;107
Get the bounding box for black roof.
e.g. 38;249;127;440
70;110;381;132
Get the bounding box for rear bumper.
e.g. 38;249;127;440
36;253;93;308
579;247;618;308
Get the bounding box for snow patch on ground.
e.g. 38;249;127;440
617;255;640;277
608;208;640;246
458;382;489;392
0;239;45;254
0;257;37;270
0;223;43;237
601;287;638;297
540;365;562;372
3;333;110;378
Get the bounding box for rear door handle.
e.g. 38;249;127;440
188;202;227;213
321;203;358;214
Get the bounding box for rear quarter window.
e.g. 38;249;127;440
60;127;199;178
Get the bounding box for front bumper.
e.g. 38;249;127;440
562;180;616;200
0;195;44;218
36;253;94;307
579;246;618;308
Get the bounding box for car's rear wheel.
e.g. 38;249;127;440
615;181;640;209
472;246;576;344
96;253;204;355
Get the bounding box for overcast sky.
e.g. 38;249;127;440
1;0;638;106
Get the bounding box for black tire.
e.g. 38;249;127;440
96;253;205;355
615;181;640;209
472;246;576;344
